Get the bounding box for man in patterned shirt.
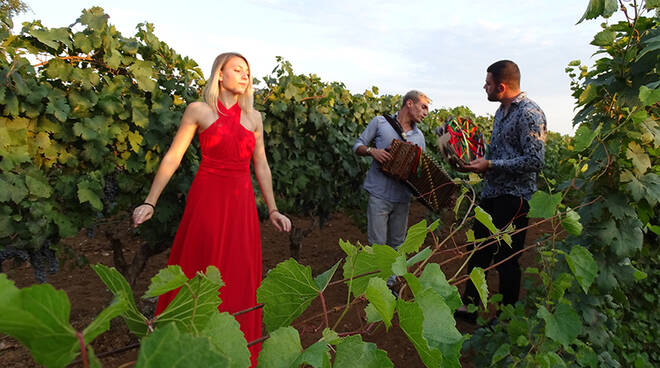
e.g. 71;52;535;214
456;60;547;322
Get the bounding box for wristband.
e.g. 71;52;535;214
366;147;372;154
488;160;493;169
268;209;279;217
141;202;155;210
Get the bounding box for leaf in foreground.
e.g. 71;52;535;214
135;323;229;368
92;264;150;337
565;245;598;294
258;327;331;368
537;304;581;348
469;267;488;310
365;277;396;331
528;191;562;219
257;326;302;368
333;335;393;368
397;299;443;368
561;208;583;236
342;244;397;298
474;206;497;234
83;295;128;344
314;260;341;291
143;265;190;298
398;219;429;254
415;289;464;367
418;263;462;312
296;340;331;368
155;266;223;334
200;313;250;368
257;259;319;332
0;274;78;368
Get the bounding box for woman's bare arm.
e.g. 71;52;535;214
251;111;291;232
132;102;209;227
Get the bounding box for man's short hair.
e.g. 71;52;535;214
401;90;429;109
487;60;520;90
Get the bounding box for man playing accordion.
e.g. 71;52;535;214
353;91;430;289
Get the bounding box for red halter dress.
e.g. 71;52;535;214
155;101;262;365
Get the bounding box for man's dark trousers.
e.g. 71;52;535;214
463;195;530;307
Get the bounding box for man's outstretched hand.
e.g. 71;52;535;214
463;158;490;173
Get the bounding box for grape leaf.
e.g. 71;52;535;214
626;142;651;175
92;264;150;338
365;277;396;331
0;274;79;368
257;259;318;332
135;323;229;368
199;313;250;368
155;266;223;334
128;60;157;92
639;85;660;106
77;180;103;210
257;326;302;368
143;265;190;298
406;246;431;267
82;296;128;344
333;335;393;368
474;206;497;234
597;218;643;257
469;267;488;310
528;191;562;219
314;260;341;291
418;263;462;312
397;299;443;368
572;123;600;152
561;208;583;236
565;245;598;294
398;219;428;254
343;244;398;297
538;304;581;348
295;340;331;368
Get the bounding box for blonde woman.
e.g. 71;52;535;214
132;52;291;366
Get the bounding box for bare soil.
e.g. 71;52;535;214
0;202;546;367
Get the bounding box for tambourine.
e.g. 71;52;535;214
435;117;487;169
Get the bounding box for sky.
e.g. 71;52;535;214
13;1;621;135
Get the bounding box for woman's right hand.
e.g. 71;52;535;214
132;204;154;228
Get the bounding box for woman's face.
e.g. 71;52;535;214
219;56;250;95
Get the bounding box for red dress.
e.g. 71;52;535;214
156;102;262;365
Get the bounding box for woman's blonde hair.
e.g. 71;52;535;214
202;52;255;117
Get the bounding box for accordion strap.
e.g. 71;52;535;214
383;114;406;141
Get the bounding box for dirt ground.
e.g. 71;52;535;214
0;201;545;367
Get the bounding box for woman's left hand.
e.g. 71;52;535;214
269;211;292;232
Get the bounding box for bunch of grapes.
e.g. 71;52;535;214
103;172;119;210
28;242;59;283
0;246;29;272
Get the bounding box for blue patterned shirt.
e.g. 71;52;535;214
482;92;547;200
353;113;426;203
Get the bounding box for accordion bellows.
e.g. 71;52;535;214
381;139;457;213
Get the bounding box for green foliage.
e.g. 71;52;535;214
254;59;399;221
2;2;658;368
1;5;493;282
469;1;659;366
0;272;127;368
257;258;319;332
0;7;204;275
469;267;488;309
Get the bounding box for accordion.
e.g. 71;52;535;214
381;139;457;214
